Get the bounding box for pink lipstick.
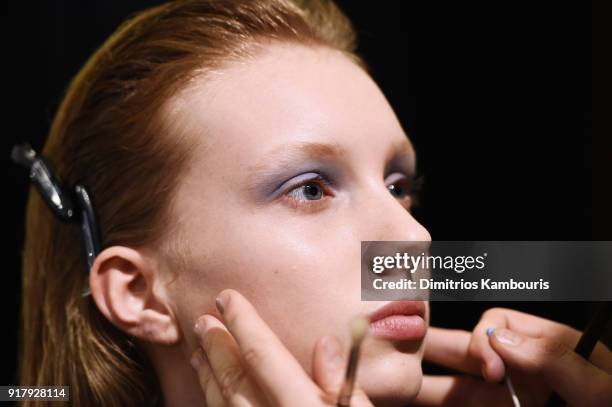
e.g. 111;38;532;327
368;300;427;340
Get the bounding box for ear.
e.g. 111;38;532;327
89;246;180;345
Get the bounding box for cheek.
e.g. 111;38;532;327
175;214;362;366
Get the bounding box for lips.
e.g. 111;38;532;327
368;300;427;341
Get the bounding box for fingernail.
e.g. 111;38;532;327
190;348;208;371
322;336;344;369
194;316;207;336
486;327;495;337
215;294;226;315
493;328;522;346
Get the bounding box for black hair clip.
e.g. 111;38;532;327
11;142;101;296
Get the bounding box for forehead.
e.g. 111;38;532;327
165;42;411;174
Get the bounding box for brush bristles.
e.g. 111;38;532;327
350;316;369;345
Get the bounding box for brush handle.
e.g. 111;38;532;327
337;346;360;407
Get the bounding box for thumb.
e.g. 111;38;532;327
312;335;374;406
488;328;612;406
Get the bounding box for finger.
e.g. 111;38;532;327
194;314;263;405
312;335;346;398
477;307;612;375
492;309;612;373
311;335;375;407
593;342;612;374
215;289;321;404
190;348;226;407
489;327;612;406
205;380;226;407
470;309;510;382
412;375;514;406
423;327;482;376
472;307;584;382
479;308;580;342
346;387;376;407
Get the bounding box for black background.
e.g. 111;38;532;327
6;1;611;386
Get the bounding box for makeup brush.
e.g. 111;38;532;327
337;316;369;407
545;301;612;407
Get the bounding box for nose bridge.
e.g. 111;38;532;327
358;179;431;243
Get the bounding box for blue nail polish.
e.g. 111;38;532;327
486;327;495;337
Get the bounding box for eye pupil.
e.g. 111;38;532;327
389;183;405;197
303;183;322;199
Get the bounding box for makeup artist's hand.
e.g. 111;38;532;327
189;289;374;406
414;308;612;406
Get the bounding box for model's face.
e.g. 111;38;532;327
165;42;431;404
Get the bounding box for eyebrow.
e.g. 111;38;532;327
387;137;415;163
249;137;414;170
246;141;350;175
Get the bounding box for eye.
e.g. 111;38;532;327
288;181;323;200
385;172;423;209
280;173;335;211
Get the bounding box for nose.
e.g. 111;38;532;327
358;180;431;243
357;181;431;301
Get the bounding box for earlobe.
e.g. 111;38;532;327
89;246;180;345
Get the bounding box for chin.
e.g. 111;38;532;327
357;338;424;406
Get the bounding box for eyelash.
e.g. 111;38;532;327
280;173;424;212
